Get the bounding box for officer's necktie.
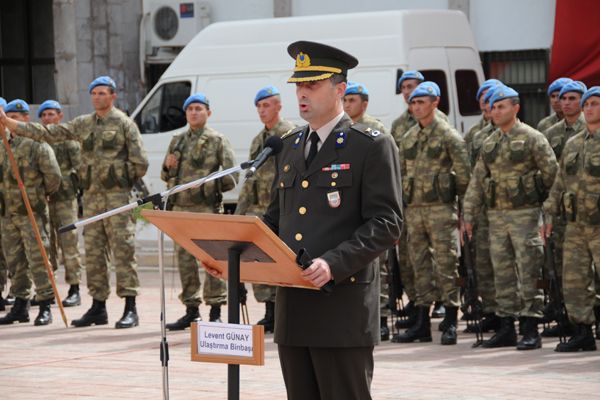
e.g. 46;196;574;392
305;131;319;167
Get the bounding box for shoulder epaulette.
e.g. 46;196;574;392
350;122;379;139
282;125;306;140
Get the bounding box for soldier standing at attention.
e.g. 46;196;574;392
393;82;470;345
38;100;84;308
464;86;558;350
543;86;600;352
464;79;502;147
235;86;294;333
0;76;149;329
537;77;573;133
162;93;237;330
0;100;61;326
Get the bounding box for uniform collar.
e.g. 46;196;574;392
309;110;344;144
188;126;206;137
94;106;117;123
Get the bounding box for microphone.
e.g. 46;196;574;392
245;135;284;178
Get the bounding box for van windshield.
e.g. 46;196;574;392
135;81;191;133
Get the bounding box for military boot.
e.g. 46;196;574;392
438;307;455;332
395;305;418;329
166;305;200;331
71;299;108;327
34;300;53;326
0;297;30;324
479;313;501;332
481;316;517;348
555;324;597;352
431;301;445;318
31;297;55;307
62;284;81;307
441;306;458;345
209;305;222;322
594;305;600;340
257;301;275;333
397;300;415;318
391;306;432;343
517;317;542;350
381;316;390;341
115;296;139;329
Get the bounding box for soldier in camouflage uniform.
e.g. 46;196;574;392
540;81;587;337
543;86;600;351
464;79;502;147
343;81;392;340
0;76;149;329
38;100;84;308
163;93;237;331
537;77;573;133
235;86;294;333
464;86;558;350
0;100;61;326
392;82;470;346
0;96;8;311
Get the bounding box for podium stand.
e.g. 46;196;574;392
142;210;318;399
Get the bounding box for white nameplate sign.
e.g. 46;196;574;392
197;322;254;358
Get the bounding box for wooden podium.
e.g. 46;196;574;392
141;210;318;400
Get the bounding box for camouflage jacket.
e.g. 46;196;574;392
544;113;586;159
16;107;148;194
537;112;561;134
390;108;448;150
235;119;295;216
468;122;495;168
0;135;61;216
464;116;487;146
463;120;558;222
544;127;600;226
398;113;470;207
356;113;387;135
161;125;237;211
49;140;81;202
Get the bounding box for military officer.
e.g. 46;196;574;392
0;100;61;326
343;81;391;340
248;41;402;400
543;86;600;351
235;86;294;333
537;77;573;133
464;79;502;147
0;76;149;329
392;82;471;345
38;100;84;308
541;80;587;337
162;93;237;330
464;86;558;350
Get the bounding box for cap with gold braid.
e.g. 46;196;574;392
287;40;358;83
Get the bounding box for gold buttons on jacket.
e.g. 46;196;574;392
283;164;290;172
295;233;303;241
350;276;356;283
301;180;309;188
330;182;337;187
279;182;284;188
299;207;307;215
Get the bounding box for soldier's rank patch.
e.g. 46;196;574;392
292;131;305;149
327;190;341;208
335;132;347;148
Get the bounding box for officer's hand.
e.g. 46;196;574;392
204;264;224;279
165;154;178;169
301;257;333;288
464;222;473;240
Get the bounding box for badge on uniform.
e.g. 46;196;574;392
327;190;341;208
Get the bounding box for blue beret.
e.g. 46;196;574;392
5;99;30;113
398;70;424;88
409;81;440;102
345;81;369;96
483;84;504;104
559;81;587;98
476;79;503;101
581;86;600;107
254;85;280;105
547;77;573;96
183;93;210;111
88;76;117;93
38;100;62;117
490;86;519;107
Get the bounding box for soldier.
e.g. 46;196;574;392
464;79;502;147
541;80;587;337
235;86;294;333
0;99;61;326
38;100;84;307
543;86;600;351
464;86;558;350
392;82;471;345
537;77;573;133
0;96;8;312
343;81;391;340
162;93;237;330
0;76;149;329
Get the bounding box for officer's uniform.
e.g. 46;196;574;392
13;77;149;329
0;100;61;326
162;93;237;320
537;77;573;133
263;41;402;400
544;87;600;351
236;86;295;310
464;86;558;349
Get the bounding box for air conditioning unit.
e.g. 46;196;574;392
142;0;211;48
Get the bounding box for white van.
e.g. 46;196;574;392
131;9;485;207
